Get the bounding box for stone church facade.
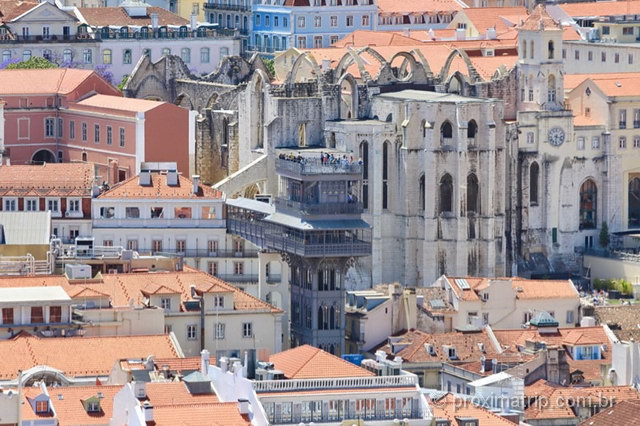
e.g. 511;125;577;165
123;5;640;286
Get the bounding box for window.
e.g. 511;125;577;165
530;162;539;205
634;109;640;128
31;306;44;323
82;123;88;141
161;297;171;310
362;15;369;26
2;308;13;324
103;239;113;246
152;239;163;252
49;306;62;323
119;128;125;147
201;207;217;219
86;401;100;413
623;26;634;35
440;120;453;141
330;15;337;27
187;324;198;340
181;47;191;63
207;261;218;276
283;17;288;27
100;207;115;218
2;50;10;62
297;16;305;28
577;136;585;150
69;121;75;139
630;54;634;65
3;198;16;211
601;51;606;62
162;48;171;56
35;400;49;414
439;174;453;213
579;179;597;230
47;199;59;212
45;118;55;137
527;132;534;144
125;207;140;218
547;74;556;103
574;50;579;60
103;49;112;64
313;36;322;48
94;124;100;143
566;310;574;324
234;261;244;275
215;322;225;339
314;16;321;27
621;109;628;128
176;239;186;252
220;47;229;57
57;118;63;138
615;53;620;63
22;50;31;61
274;16;279;26
68;199;80;212
150;207;164;218
214;295;224;308
588;50;593;61
602;26;610;35
106;126;112;145
26;199;38;211
142;48;151;57
547;40;554;59
127;239;138;251
255;14;261;26
123;49;132;64
242;322;253;338
592;136;600;149
620;136;627;149
330;35;339;44
297;36;306;48
346;15;354;26
207;240;218;254
467;174;479;214
174;207;192;219
200;47;210;63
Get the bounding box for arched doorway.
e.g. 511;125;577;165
32;149;56;164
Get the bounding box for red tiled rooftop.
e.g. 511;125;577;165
22;385;120;423
73;94;166;113
98;173;223;199
0;162;95;197
145;381;219;406
269;345;374;379
0;68;102;95
0;333;178;380
431;393;516;425
78;6;188;27
149;403;250;426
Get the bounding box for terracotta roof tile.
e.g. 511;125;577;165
0;0;38;22
445;276;579;301
153;356;211;371
78;6;188;27
333;30;427;47
560;0;640;18
456;7;527;34
72;94;165;113
22;385;120;423
98;173;223;199
0;68;103;95
431;393;516;425
578;399;640;425
269;345;374;379
0;333;178;380
145;382;219;406
377;0;463;14
518;4;562;31
0;162;94;197
150;403;250;426
379;328;499;363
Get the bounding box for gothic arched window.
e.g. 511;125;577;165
439;173;453;213
579;179;597;230
467;173;480;214
629;177;640;228
530;162;540;205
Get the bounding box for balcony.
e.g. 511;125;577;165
204;2;251;11
276;158;362;177
149;249;259;258
214;274;259;283
263;233;371;258
275;198;363;216
253;374;417;393
0;34;96;43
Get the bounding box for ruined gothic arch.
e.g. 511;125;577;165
205;93;219;110
446;72;467;95
335;49;372;83
174;92;195;110
286;52;322;86
337;73;358;120
389;51;419;82
439;49;483;83
248;70;270;149
409;48;435;78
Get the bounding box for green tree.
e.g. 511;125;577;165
117;75;129;92
5;56;57;69
599;221;610;249
263;58;275;77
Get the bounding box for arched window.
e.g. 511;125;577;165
22;50;31;61
122;48;132;65
530;162;539;205
140;27;149;39
439;173;453;213
548;40;555;59
102;49;112;64
419;174;425;212
317;306;324;329
467;173;479;214
467;120;478;139
81;152;87;162
2;50;10;62
329;306;335;329
629;177;640;228
548;74;556;103
360;141;369;209
119;27;128;38
579;179;597;229
441;121;453;142
382;141;389;209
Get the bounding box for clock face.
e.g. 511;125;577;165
548;127;565;146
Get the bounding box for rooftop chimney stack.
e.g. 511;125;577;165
201;349;210;375
151;13;159;30
192;175;200;194
237;399;250;415
190;13;198;31
143;401;154;422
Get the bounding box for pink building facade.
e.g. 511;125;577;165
0;68;194;184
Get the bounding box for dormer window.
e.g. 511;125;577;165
35;400;49;413
120;27;129;38
87;401;100;412
214;295;224;308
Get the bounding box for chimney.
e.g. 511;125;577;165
133;381;147;399
143;401;153;422
486;27;497;40
220;357;229;373
237;399;250;415
201;349;210;375
151;13;159;30
190;284;197;298
192;175;200;194
190;14;198;32
480;355;486;373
